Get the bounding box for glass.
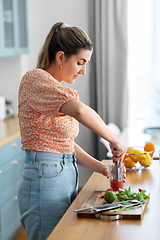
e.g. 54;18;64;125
109;162;124;191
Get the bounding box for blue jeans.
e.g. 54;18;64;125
18;150;79;240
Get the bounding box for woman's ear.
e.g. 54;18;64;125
56;51;65;65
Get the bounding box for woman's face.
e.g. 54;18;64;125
59;49;92;84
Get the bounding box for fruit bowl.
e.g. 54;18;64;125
124;146;155;170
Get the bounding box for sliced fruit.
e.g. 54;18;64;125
118;188;125;193
100;192;105;198
105;188;113;192
138;188;143;192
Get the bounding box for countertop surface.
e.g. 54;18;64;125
0;116;20;148
47;160;160;240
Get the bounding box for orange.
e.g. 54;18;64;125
104;191;116;203
123;147;134;161
124;157;136;169
144;142;155;157
126;147;134;153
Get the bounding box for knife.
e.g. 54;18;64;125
93;203;123;212
74;200;142;213
74;203;124;213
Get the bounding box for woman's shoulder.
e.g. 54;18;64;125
62;86;79;99
21;68;54;86
21;68;79;99
22;68;48;78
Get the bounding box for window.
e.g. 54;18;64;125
127;0;160;128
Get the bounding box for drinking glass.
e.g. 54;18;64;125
108;162;124;191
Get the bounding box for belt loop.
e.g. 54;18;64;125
72;153;76;163
63;154;66;165
32;151;36;163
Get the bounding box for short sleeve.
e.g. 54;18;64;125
18;69;79;117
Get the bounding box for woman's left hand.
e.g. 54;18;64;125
101;163;109;178
122;166;126;182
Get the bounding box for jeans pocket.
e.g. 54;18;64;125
42;161;64;178
18;176;31;214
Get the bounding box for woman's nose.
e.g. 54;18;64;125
79;66;86;75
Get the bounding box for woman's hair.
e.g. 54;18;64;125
37;22;93;69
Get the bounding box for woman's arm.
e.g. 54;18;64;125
60;99;126;162
61;99;117;143
74;143;109;177
74;143;126;181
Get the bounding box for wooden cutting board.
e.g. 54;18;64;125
77;190;149;220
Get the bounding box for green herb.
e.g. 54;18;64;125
116;186;150;202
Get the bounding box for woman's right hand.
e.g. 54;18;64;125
110;141;127;163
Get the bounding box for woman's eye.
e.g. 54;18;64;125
77;62;83;65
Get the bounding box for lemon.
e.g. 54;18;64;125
130;149;143;162
104;191;116;203
139;153;152;167
124;157;136;168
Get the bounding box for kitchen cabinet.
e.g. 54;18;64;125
0;0;29;57
0;137;25;240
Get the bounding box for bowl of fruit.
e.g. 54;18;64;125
124;142;155;170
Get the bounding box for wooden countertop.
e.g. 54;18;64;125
47;160;160;240
0;116;20;147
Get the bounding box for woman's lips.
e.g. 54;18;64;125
73;75;78;79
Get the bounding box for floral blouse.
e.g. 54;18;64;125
18;68;79;154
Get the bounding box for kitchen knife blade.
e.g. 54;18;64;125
74;201;142;213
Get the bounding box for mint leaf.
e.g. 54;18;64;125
143;194;150;199
116;186;149;202
140;191;150;200
130;193;138;200
137;194;144;202
124;186;131;196
140;190;146;195
116;195;129;201
128;186;131;195
116;192;127;196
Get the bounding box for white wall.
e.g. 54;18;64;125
0;0;93;187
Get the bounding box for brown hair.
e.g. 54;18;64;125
37;22;93;69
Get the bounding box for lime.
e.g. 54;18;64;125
104;191;116;203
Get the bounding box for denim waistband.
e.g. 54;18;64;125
25;150;76;163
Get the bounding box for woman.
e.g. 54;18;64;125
18;22;126;240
